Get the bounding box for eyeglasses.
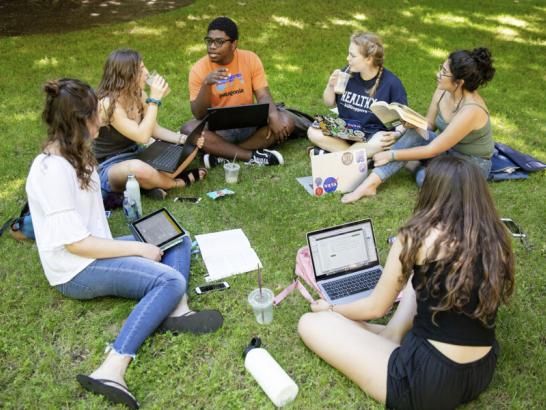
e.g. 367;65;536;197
438;64;453;78
204;37;233;47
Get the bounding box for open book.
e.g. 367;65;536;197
370;101;428;130
196;229;262;282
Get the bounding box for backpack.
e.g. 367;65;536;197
274;246;325;306
0;202;34;241
489;142;546;182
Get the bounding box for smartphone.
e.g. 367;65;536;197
195;282;230;295
501;218;526;238
174;196;201;204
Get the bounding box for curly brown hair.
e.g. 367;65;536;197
398;157;515;326
96;48;144;124
42;78;98;190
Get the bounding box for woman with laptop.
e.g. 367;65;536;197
26;79;223;409
298;156;515;409
307;32;407;156
342;47;495;203
95;48;207;199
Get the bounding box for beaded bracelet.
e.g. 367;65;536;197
145;97;162;107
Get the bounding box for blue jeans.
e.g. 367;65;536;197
98;146;142;194
55;235;191;356
373;129;492;187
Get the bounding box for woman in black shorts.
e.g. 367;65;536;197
298;156;515;409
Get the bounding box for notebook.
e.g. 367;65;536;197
129;208;188;251
207;103;269;131
311;149;368;196
307;219;383;305
137;117;207;173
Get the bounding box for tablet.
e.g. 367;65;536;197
129;208;187;251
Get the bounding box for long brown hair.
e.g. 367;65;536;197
42;78;98;190
398;157;515;325
96;48;144;124
350;32;384;97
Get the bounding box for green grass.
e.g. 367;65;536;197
1;0;545;408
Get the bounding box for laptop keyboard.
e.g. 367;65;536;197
323;268;382;300
150;145;183;169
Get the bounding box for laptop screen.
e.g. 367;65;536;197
308;220;379;279
132;208;186;248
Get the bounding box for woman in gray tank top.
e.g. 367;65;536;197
343;47;496;203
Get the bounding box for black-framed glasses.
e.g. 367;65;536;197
204;37;233;47
438;63;453;78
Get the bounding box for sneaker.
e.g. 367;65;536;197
203;153;229;169
307;146;328;156
246;149;284;166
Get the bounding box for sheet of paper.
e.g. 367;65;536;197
196;229;263;281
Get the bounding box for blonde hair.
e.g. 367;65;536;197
350;32;384;97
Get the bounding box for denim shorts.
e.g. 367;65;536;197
215;127;258;144
386;330;498;410
97;146;142;194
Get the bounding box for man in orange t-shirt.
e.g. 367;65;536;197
182;16;294;167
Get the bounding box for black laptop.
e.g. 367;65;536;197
207;103;269;131
137;117;207;173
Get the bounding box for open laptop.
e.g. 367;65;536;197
307;219;382;305
207;103;269;131
311;149;368;196
137;117;207;173
129;208;188;251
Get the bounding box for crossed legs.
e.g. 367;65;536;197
297;281;417;403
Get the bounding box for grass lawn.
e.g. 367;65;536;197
1;0;545;408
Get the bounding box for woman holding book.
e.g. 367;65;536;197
299;156;515;409
342;47;495;203
307;32;407;156
95;49;206;199
27;79;223;409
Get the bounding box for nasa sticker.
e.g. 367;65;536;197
341;152;353;165
323;176;338;193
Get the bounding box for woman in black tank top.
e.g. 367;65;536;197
298;157;515;409
95;49;206;198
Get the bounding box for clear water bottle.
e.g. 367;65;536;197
243;337;298;407
125;174;142;218
123;191;138;222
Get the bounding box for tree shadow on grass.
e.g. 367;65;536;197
0;0;193;37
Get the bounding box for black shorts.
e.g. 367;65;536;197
386;330;499;410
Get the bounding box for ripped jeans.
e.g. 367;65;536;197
55;236;191;356
372;129;492;187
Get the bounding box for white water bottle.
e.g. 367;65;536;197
125;174;142;218
243;337;299;407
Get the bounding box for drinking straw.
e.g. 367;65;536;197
232;153;237;164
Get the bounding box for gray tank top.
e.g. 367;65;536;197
435;93;494;159
93;125;138;163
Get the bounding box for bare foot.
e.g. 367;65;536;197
341;187;377;203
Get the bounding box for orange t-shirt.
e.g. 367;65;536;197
189;49;268;107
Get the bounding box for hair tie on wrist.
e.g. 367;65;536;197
391;150;396;161
145;97;162;107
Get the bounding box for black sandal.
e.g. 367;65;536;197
178;168;207;187
76;375;139;409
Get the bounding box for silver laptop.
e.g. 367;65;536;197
307;219;382;305
311;149;368;196
130;208;188;251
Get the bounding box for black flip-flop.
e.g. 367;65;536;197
178;168;207;187
76;374;140;409
158;310;223;335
